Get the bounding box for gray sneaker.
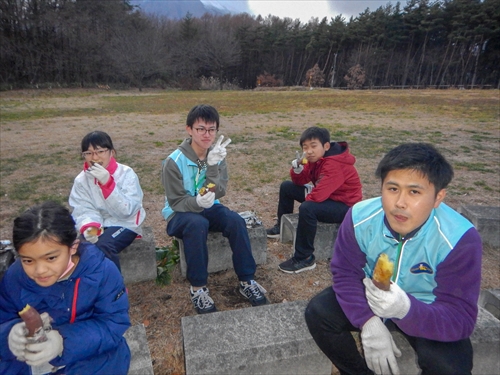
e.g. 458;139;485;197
190;287;217;314
278;255;316;274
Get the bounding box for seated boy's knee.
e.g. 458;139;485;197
279;180;295;191
298;200;316;214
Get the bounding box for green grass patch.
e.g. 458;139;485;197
454;162;495;173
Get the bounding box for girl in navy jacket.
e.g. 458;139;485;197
0;201;131;375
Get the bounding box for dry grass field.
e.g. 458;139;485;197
1;88;499;374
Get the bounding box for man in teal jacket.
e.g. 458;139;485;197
305;143;482;375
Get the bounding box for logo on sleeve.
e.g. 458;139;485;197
410;262;433;274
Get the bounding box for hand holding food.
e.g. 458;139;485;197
84;226;102;244
25;330;64;366
196;191;215;209
207;135;232;166
87;163;110;185
372;253;394;291
198;183;216;196
364;277;411;320
291;151;307;174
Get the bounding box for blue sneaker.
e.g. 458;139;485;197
239;280;268;306
190;287;217;314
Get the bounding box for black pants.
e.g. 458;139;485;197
276;180;349;260
305;287;473;375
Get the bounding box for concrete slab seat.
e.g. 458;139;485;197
392;305;500;374
479;288;500;320
458;205;500;248
182;300;500;375
119;226;157;284
279;213;339;261
124;324;154;375
176;225;267;277
181;301;332;375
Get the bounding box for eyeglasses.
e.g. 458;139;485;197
82;149;109;158
194;127;218;135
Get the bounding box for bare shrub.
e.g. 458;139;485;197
256;72;283;87
344;64;366;89
303;64;325;87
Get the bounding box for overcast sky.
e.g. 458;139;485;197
247;1;408;22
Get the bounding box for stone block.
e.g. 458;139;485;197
182;301;331;375
458;205;500;248
124;324;154;375
280;213;338;261
119;226;157;284
479;289;500;320
177;225;267;277
389;305;500;374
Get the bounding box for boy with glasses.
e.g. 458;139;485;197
161;104;268;314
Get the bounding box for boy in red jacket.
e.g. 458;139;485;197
267;127;362;273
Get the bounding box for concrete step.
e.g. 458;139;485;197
182;299;500;375
182;301;331;375
176;225;267;277
458;205;500;248
479;288;500;320
124;324;154;375
119;226;157;284
391;305;500;374
280;213;339;261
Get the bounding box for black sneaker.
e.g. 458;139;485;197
278;255;316;274
239;280;268;306
190;287;217;314
266;224;280;239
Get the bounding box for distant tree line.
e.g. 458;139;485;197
1;0;499;90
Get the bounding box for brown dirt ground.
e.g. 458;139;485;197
0;89;499;374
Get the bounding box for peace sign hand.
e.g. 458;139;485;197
291;151;306;173
207;135;232;166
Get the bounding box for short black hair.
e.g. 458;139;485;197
186;104;219;129
13;201;78;251
299;127;330;147
375;143;454;193
81;131;114;153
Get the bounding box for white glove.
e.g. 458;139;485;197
207;135;232;166
83;226;102;244
304;183;313;199
25;330;64;366
87;163;110;185
361;316;401;375
291;151;306;174
196;191;215;209
364;278;411;320
8;321;28;361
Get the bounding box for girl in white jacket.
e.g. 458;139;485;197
69;131;146;271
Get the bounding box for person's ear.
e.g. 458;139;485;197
434;188;447;208
70;240;80;255
324;142;330;151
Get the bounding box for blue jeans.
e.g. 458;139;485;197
84;226;138;272
166;204;256;287
305;287;473;375
277;180;349;260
